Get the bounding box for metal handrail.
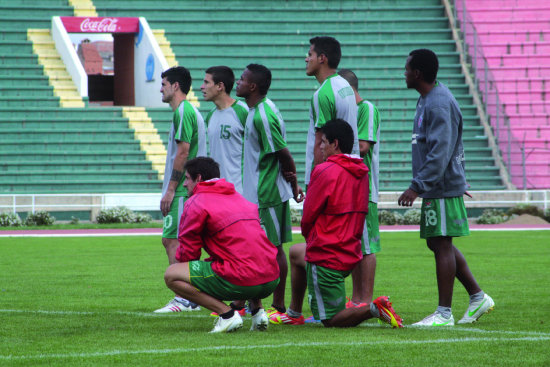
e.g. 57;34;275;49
453;0;545;189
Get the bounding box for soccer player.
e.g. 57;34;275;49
338;69;381;307
304;36;359;186
201;66;248;194
398;49;495;326
164;157;279;333
272;119;402;328
235;63;304;319
155;66;207;313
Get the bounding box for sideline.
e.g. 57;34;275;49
1;224;549;237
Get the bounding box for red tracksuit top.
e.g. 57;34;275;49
176;178;279;286
302;154;369;272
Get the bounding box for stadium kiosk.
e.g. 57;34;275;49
51;16;169;107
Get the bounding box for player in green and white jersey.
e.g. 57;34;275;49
236;64;304;316
201;66;248;194
339;69;381;307
156;66;207;313
304;36;359;185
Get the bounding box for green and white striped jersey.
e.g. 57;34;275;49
242;97;293;208
205;100;248;194
162;99;207;197
305;73;359;184
357;99;381;203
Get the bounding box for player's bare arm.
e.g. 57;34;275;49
276;148;305;203
359;140;373;158
160;141;190;215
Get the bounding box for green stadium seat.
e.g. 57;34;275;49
0;0;505;194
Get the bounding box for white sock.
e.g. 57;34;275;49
470;291;485;303
287;308;302;318
436;306;452;319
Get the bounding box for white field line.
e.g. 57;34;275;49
0;309;209;318
1;336;549;361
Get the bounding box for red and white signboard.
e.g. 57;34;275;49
60;17;139;33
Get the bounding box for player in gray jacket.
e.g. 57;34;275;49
398;49;494;327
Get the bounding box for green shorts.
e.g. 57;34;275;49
306;262;350;321
420;197;470;239
188;261;279;301
361;202;381;255
162;195;187;239
258;201;292;246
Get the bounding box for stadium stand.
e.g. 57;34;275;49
0;0;162;193
94;0;505;190
0;0;506;196
460;0;550;189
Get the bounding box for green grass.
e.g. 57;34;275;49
1;231;549;366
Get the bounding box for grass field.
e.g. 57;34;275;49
1;230;549;366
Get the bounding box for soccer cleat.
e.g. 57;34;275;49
372;296;403;328
412;312;454;327
211;308;247;318
269;312;305;325
153;298;201;313
265;307;279;316
457;294;495;324
250;308;269;331
304;315;321;324
267;310;285;324
210;312;243;333
345;297;368;309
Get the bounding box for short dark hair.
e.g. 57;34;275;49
337;69;358;90
246;63;271;95
161;66;192;94
320;119;354;154
408;49;439;84
310;36;341;69
184;157;220;181
205;66;235;94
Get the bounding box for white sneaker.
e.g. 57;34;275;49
210;312;243;333
457;294;495;324
153;298;201;313
250;308;268;331
412;312;454;327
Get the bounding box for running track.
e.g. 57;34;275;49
1;223;549;237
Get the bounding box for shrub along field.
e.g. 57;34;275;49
0;231;549;366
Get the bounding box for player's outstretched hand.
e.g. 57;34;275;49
398;188;418;207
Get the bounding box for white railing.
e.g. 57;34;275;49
2;191;548;215
0;193;160;215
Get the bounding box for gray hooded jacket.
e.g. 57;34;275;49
410;82;468;198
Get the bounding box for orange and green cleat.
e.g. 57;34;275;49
372;296;403;328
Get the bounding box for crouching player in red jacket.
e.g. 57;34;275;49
163;157;280;333
272;119;403;328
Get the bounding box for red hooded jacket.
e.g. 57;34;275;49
176;178;279;286
302;154;369;271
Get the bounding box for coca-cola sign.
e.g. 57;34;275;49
61;17;139;33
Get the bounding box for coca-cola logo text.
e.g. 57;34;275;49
80;18;118;33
